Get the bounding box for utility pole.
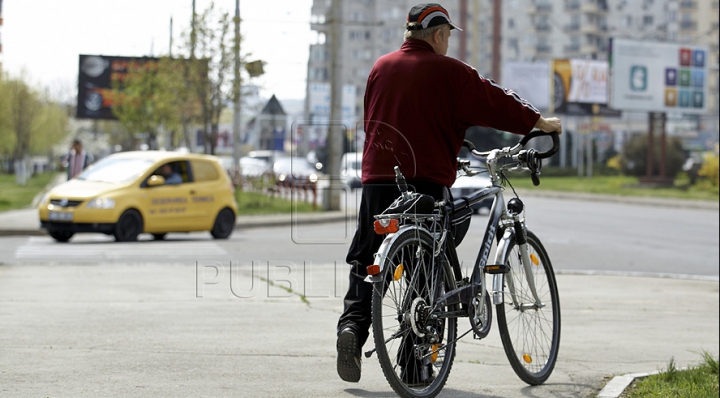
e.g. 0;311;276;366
169;17;173;57
233;0;242;173
458;0;467;62
491;0;502;81
191;0;196;60
325;0;343;211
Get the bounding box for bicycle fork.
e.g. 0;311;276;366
492;213;544;310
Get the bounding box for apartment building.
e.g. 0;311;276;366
305;0;718;138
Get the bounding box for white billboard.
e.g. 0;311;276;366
307;82;356;125
501;62;550;110
611;38;708;114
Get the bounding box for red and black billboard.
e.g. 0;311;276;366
77;54;159;120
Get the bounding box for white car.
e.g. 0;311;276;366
340;152;363;190
451;161;493;214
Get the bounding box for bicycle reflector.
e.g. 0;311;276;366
374;219;399;234
367;264;381;275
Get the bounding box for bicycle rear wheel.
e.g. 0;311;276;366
371;229;458;398
496;230;560;385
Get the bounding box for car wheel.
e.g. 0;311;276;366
49;230;74;243
152;233;167;241
114;209;143;242
211;208;235;239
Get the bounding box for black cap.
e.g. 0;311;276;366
406;3;462;31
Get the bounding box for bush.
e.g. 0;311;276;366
620;134;686;178
698;152;719;186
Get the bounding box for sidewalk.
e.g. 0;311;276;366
0;263;717;398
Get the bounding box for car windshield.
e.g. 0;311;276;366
77;157;156;183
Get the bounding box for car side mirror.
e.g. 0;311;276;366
147;175;166;187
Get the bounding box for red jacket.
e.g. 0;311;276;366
362;39;541;187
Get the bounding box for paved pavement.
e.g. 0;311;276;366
0;181;718;397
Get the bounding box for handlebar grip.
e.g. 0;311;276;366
463;140;476;152
519;130;560;160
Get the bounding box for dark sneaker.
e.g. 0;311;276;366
336;328;361;382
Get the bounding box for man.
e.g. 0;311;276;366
336;3;562;384
66;139;93;180
156;163;183;185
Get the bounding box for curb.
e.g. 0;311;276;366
517;189;719;211
597;367;688;397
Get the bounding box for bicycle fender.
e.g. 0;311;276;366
491;227;515;305
365;225;430;283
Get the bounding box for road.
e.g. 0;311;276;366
0;196;718;398
2;196;717;279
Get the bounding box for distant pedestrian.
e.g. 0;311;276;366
66;139;93;179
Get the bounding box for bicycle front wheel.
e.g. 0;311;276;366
496;230;561;385
371;229;458;398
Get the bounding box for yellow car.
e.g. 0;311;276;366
38;151;238;242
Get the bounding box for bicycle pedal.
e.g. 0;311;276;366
484;264;510;274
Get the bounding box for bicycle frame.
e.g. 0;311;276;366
368;177;546;320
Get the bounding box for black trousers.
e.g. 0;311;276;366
337;180;447;348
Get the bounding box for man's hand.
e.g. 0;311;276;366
534;116;562;135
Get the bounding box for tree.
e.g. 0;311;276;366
0;73;68;173
182;2;237;155
111;60;181;149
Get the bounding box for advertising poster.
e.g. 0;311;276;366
552;59;620;116
501;62;550;111
610;38;708;114
77;55;159;120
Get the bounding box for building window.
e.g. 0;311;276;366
643;15;653;26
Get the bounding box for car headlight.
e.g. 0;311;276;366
86;198;116;209
38;193;50;206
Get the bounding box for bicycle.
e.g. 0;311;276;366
364;131;562;398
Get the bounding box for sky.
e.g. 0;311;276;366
1;0;315;103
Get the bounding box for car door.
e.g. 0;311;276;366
185;159;225;229
140;160;193;232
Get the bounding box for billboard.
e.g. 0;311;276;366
502;62;550;110
552;59;620;117
502;62;550;111
307;82;357;126
610;38;708;114
77;54;159;119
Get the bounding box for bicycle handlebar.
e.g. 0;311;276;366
462;130;560;158
461;130;561;187
519;130;560;159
